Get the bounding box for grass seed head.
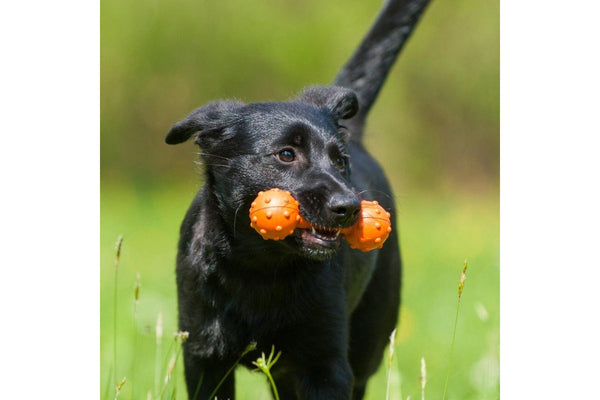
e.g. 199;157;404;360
114;376;126;400
458;260;468;300
114;235;124;267
174;330;190;343
133;273;141;312
244;341;258;354
387;328;397;368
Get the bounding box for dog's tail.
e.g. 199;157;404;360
333;0;431;141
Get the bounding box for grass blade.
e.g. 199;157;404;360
420;357;426;400
130;273;141;400
154;312;163;397
113;235;124;389
441;260;468;400
208;342;257;400
385;328;397;400
114;376;127;400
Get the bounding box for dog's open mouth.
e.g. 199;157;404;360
293;226;341;260
295;225;342;253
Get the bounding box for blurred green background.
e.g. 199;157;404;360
101;0;499;399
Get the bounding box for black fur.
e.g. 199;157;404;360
165;1;430;399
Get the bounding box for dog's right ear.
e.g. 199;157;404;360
296;86;359;121
165;100;244;145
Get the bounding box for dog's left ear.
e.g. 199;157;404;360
297;86;359;121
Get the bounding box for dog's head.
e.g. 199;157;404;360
166;86;361;260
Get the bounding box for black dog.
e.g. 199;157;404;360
165;0;430;398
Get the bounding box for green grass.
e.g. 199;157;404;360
100;181;499;400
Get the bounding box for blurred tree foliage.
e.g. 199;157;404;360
101;0;499;193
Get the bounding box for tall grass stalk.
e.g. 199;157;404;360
420;357;426;400
162;354;177;398
441;260;468;400
191;371;204;400
207;342;258;400
113;235;124;389
154;312;163;397
131;273;141;400
385;328;397;400
159;331;189;399
114;376;127;400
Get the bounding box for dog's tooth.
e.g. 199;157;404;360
335;230;341;237
312;227;317;235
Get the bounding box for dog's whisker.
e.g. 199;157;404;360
356;189;396;202
193;161;231;168
198;152;234;162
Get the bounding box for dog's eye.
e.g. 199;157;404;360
277;149;296;163
334;156;346;169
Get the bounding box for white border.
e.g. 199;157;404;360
0;0;99;396
501;0;600;397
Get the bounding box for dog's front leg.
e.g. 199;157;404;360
296;357;354;400
182;349;236;400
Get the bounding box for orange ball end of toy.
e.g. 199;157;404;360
343;200;392;252
249;189;301;240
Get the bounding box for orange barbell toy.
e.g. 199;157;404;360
341;200;392;251
249;189;303;240
249;188;391;251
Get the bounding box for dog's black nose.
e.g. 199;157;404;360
327;193;361;226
